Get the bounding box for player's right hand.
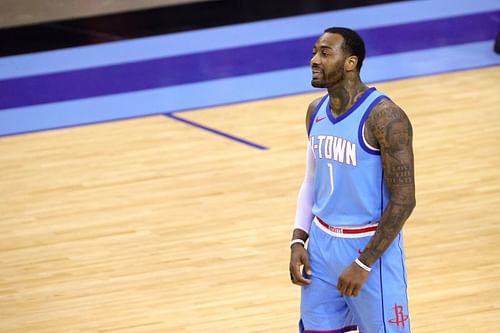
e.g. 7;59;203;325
289;244;312;286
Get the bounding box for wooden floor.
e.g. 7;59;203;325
1;66;499;332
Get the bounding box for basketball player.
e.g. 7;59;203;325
289;27;416;333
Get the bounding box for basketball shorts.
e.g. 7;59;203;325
300;218;411;333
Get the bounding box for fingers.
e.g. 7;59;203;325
290;263;311;286
337;277;359;297
336;262;369;296
289;250;312;286
344;283;360;297
336;277;346;295
303;254;312;277
351;285;361;297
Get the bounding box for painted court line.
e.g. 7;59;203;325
165;113;268;150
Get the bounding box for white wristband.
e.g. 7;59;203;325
355;258;372;272
290;239;305;248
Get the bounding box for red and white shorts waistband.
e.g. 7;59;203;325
314;216;378;238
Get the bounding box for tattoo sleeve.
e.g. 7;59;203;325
359;100;416;267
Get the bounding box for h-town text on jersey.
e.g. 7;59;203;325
310;135;357;166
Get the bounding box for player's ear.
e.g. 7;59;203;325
344;55;358;72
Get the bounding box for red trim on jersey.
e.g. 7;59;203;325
316;216;378;234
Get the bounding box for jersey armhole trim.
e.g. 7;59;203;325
358;95;389;155
307;94;329;137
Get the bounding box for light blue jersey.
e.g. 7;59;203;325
301;88;412;333
308;87;390;227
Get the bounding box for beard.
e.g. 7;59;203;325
311;68;325;88
311;79;325;88
311;70;343;88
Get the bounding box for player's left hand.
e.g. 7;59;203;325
336;262;369;297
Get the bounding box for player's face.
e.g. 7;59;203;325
310;33;348;88
387;121;410;147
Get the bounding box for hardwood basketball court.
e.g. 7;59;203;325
1;66;499;332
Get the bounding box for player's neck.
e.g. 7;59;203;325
327;78;368;118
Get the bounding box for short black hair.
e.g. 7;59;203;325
323;27;365;71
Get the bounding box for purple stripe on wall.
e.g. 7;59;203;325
363;10;499;56
1;11;498;111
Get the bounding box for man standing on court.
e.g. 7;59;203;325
289;27;416;333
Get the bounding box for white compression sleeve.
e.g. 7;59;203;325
293;143;315;234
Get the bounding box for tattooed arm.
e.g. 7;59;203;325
336;98;415;297
359;99;416;267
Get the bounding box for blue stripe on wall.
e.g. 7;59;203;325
1;11;498;110
1;0;498;80
1;41;498;137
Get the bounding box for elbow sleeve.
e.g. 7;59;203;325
293;143;315;233
293;178;314;233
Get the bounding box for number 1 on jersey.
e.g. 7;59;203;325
327;162;334;194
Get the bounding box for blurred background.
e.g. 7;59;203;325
0;0;499;332
0;0;498;136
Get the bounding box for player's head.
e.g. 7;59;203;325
310;27;366;88
324;27;366;72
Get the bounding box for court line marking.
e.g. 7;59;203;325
164;113;268;150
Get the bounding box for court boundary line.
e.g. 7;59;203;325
164;113;268;150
